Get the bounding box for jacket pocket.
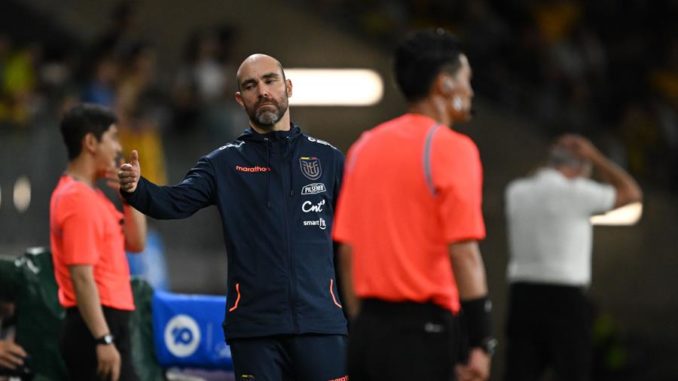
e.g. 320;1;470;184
228;283;242;312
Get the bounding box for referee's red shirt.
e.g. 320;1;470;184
333;113;486;313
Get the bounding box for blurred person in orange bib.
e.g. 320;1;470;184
333;29;495;381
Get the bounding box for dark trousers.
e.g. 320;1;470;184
60;307;138;381
504;282;593;381
229;334;348;381
348;299;458;381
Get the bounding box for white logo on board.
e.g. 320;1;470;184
164;314;201;357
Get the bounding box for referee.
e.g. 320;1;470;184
333;29;495;381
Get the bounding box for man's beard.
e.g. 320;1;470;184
247;97;288;130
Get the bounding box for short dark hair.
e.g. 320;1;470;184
394;28;464;102
60;104;117;160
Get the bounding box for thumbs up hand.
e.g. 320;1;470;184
118;150;141;193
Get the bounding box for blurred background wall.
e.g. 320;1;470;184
0;0;676;379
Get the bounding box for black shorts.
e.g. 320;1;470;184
348;299;459;381
60;306;138;381
229;333;348;381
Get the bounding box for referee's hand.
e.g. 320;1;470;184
118;150;141;193
96;344;120;381
456;348;490;381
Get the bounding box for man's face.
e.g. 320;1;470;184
447;54;474;122
94;124;122;174
235;57;291;131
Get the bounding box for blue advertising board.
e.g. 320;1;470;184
152;291;233;370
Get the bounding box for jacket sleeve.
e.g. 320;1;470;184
122;156;217;219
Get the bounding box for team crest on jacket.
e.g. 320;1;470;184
299;156;322;180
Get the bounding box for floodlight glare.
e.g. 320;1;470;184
591;202;643;226
285;69;383;106
13;176;31;213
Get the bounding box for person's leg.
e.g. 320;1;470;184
347;313;373;381
287;334;348;381
229;336;293;381
503;334;546;381
503;284;548;381
550;290;593;381
104;308;138;381
59;308;98;381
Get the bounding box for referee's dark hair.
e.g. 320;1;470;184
60;104;117;160
394;28;464;103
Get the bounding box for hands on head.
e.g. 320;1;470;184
554;134;601;162
117;150;141;193
0;340;27;370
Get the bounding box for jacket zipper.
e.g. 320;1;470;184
282;147;299;332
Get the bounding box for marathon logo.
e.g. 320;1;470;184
235;165;271;173
301;183;327;195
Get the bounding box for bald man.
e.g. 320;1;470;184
118;54;348;380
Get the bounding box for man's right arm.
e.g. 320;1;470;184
589;152;642;208
119;150;216;219
69;265;121;381
560;135;642;208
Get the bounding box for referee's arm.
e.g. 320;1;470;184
450;241;491;381
450;241;487;298
337;244;359;319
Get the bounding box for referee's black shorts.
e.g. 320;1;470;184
60;306;138;381
348;298;459;381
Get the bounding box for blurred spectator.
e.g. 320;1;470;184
0;42;42;127
618;101;659;179
0;34;13;127
117;42;168;185
532;0;582;47
81;53;119;108
172;29;228;132
92;1;140;61
172;25;245;141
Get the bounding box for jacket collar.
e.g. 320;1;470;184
238;123;302;143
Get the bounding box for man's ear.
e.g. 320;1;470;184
234;91;244;107
83;132;98;154
434;73;455;96
286;79;293;98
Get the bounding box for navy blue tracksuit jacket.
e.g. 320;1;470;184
123;125;348;340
